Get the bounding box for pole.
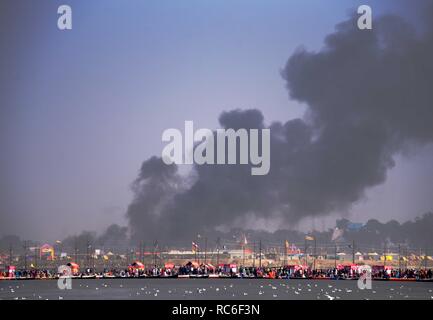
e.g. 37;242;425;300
259;240;262;269
216;238;220;267
59;241;63;261
352;240;355;264
242;243;245;266
253;240;256;268
23;241;28;270
86;238;90;269
196;235;200;265
416;248;421;270
398;244;401;271
153;240;158;267
143;242;146;269
334;244;337;269
74;238;78;263
304;238;307;267
204;237;207;265
34;245;38;269
9;244;12;266
139;241;143;262
383;243;387;268
313;238;317;271
425;247;428;270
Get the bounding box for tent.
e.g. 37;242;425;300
164;263;175;269
40;244;55;260
380;255;393;261
217;263;236;273
294;265;308;271
129;261;145;271
66;262;80;274
350;264;359;271
186;261;200;268
355;252;364;260
7;265;16;278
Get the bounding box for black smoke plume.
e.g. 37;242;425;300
127;6;433;243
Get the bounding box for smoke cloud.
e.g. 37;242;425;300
127;7;433;243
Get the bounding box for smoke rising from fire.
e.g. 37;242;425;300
127;7;433;243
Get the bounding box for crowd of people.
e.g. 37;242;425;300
1;262;433;281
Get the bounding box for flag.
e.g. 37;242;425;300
305;236;314;241
243;235;248;245
192;242;199;253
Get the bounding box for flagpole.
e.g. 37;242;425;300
153;240;158;268
23;241;28;270
313;238;317;271
216;238;220;267
398;244;401;272
334;244;337;269
259;240;262;269
304;238;307;267
9;244;12;267
253;240;256;268
139;241;143;263
204;237;207;265
34;244;38;270
243;244;245;266
74;237;78;264
197;235;200;265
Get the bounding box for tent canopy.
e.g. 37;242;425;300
67;262;79;268
186;261;200;268
129;261;144;268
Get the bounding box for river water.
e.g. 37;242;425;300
1;278;432;300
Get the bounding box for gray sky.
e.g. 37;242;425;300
1;0;433;241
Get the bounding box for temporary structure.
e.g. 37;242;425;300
128;261;145;271
66;262;79;275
